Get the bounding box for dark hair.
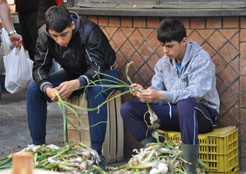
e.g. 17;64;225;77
157;18;186;44
45;5;72;32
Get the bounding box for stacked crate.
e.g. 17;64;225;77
66;90;124;164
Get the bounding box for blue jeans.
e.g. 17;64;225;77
27;69;120;150
120;99;217;145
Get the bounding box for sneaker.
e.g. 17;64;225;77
98;154;105;171
93;155;106;174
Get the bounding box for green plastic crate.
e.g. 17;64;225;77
157;126;239;173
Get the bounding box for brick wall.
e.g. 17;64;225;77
85;15;245;171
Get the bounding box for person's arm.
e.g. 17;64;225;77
82;24;112;84
0;0;22;47
33;27;53;93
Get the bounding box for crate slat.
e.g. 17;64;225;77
115;94;124;161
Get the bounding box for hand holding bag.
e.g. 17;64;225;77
3;46;33;93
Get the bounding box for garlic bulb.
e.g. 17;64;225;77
150;168;159;174
158;163;168;174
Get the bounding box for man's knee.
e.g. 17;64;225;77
27;81;39;94
120;101;134;120
176;98;198;122
87;86;104;96
177;98;196;110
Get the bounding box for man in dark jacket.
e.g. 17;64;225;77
26;6;119;169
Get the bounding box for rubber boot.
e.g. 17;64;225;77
182;144;199;174
141;136;155;148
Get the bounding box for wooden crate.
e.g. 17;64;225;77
66;90;124;163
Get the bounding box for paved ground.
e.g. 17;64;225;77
0;86;65;158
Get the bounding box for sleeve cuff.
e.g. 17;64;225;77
78;76;88;87
42;84;53;94
163;91;175;102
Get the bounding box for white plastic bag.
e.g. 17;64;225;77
0;28;13;74
3;46;33;93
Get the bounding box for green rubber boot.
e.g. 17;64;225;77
182;144;199;174
141;136;155;148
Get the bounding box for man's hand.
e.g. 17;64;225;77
9;33;23;48
130;83;144;96
55;79;80;101
137;88;164;103
46;87;59;104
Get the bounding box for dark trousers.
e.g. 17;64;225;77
27;69;120;150
120;99;217;145
18;10;38;60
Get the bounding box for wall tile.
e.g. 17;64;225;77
216;76;227;95
112;29;127;49
207;30;227;51
231;79;239;97
231;57;239;73
240;92;246;108
220;69;235;86
220;89;238;109
223;17;239;28
121;41;135;59
240;59;246;75
230;33;239;50
207;17;222;28
147;17;160;28
241;142;246;158
121;28;135;38
240;125;246;141
129;52;145;71
241;158;246;171
133;17;146;28
240;109;246;123
241;17;246;28
121;17;133;28
129;30;145;49
138;41;154;61
98;16;108;26
219;112;239;127
231;103;239;118
240;29;246;42
190;18;205;29
197;29;214;40
220;29;238;40
188;30;204;45
218;43;239;63
212;55;227;73
178;17;189;29
241;43;246;58
240;76;246;92
109;17;120;27
202;42;216;58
